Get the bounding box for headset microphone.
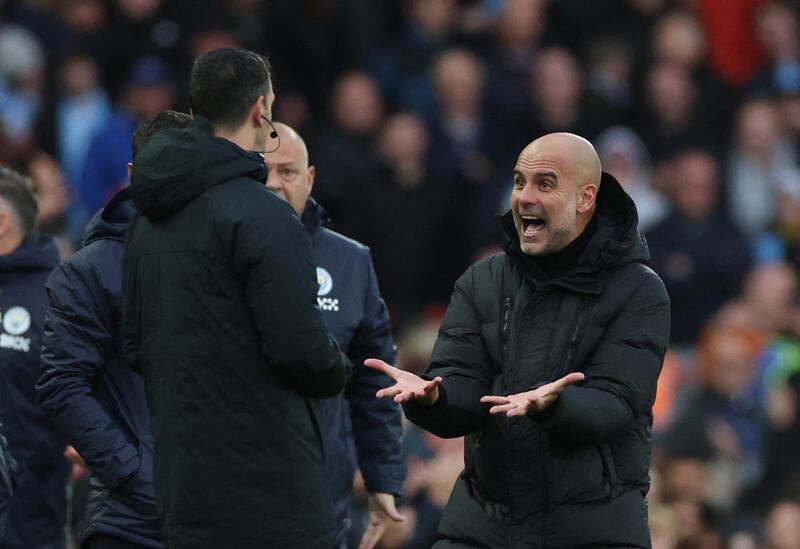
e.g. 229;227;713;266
261;115;278;139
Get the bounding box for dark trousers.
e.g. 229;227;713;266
83;535;153;549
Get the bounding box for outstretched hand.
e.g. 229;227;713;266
365;359;442;406
480;372;585;417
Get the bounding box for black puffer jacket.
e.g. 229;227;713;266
405;173;670;549
38;189;162;547
122;116;352;549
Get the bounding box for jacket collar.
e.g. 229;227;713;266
301;198;331;242
0;233;59;283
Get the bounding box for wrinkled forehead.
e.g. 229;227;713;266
515;143;575;180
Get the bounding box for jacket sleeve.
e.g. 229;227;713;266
232;196;352;397
403;267;494;438
540;272;671;445
0;418;14;534
36;261;140;489
344;253;404;496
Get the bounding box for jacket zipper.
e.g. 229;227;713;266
507;284;533;521
544;295;591;512
501;296;512;347
468;296;512;496
509;285;531;394
562;296;592;374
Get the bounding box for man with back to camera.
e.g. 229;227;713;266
122;48;352;549
264;122;406;549
369;133;671;548
0;167;70;549
37;111;192;549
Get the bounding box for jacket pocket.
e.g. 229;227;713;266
113;440;157;518
547;442;610;506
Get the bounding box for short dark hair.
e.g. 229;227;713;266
132;110;193;158
188;48;271;130
0;166;37;238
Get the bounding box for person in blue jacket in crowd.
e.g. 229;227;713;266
264;122;406;549
0;166;69;549
36;110;192;549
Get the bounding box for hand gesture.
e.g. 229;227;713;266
358;492;404;549
365;359;442;406
480;372;585;417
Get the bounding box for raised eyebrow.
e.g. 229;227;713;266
534;170;558;180
513;169;558;180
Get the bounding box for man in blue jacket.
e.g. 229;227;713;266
0;166;69;549
265;122;406;549
37;110;192;549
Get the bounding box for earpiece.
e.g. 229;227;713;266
261;115;278;139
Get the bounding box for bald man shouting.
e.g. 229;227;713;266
369;133;670;548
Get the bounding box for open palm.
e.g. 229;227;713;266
480;372;585;417
365;359;443;406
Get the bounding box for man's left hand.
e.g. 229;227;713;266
358;491;404;549
480;372;585;417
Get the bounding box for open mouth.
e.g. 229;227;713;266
520;214;546;237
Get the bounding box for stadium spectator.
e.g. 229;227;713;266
639;61;718;161
372;0;459;117
646;149;751;346
483;0;546;128
595;125;667;232
728;98;797;240
349;112;465;322
79;56;175;216
307;71;384;233
45;54;111;242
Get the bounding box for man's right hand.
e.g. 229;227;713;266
64;445;87;468
364;359;442;406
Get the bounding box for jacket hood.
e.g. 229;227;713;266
130;115;268;220
500;172;649;289
0;232;59;282
301;198;331;239
82;187;136;247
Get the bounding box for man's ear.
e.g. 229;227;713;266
252;95;267;126
577;184;598;214
127;162;134;177
0;211;10;238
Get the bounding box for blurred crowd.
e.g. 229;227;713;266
3;0;800;547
